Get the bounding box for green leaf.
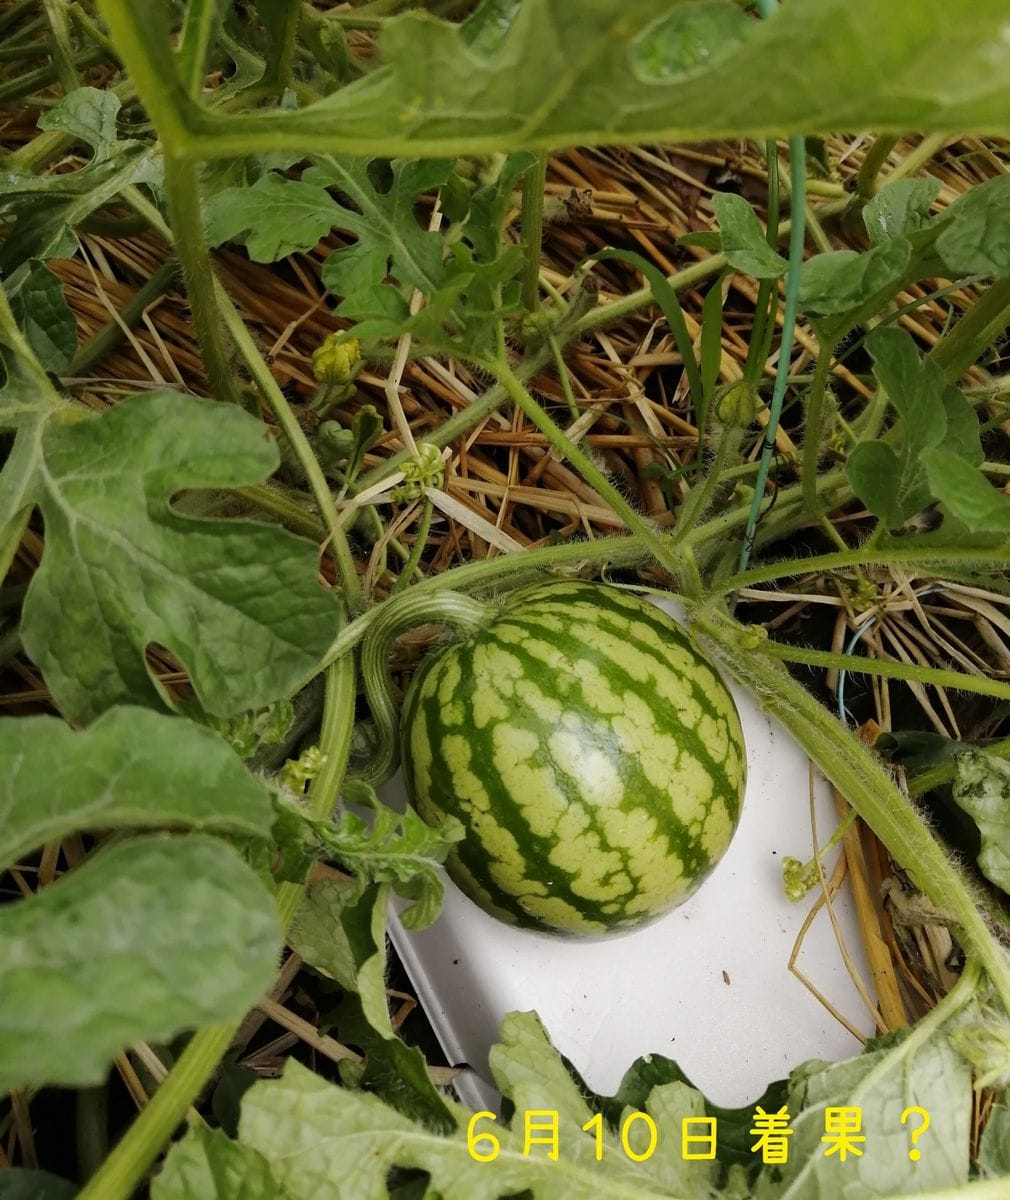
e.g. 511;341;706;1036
306;157;452;299
293;878;455;1130
189;0;1010;156
752;1015;972;1199
0;706;275;871
953;750;1010;892
922;448;1010;533
0;1169;78;1200
291;877;393;1033
845;328;986;530
346;404;384;482
205;173;341;262
153;1124;291;1200
797;240;911;318
0;835;280;1092
713;192;787;279
4;390;339;724
0;147;157;276
37;87;122;160
862;177;941;246
845;440;909;529
460;0;522;53
238;1057;663;1200
318;780;464;930
935;173;1010;276
592;247;704;411
631;1;748;81
8;260;77;373
979;1097;1010;1175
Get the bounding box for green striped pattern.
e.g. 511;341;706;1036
400;582;746;937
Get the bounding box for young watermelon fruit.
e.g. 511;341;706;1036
400;581;746;937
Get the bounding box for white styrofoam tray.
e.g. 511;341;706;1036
383;597;875;1112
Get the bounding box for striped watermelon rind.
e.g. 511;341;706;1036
400;581;746;937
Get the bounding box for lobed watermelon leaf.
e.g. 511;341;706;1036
169;0;1010;158
154;1004;976;1200
0;385;340;725
0;835;280;1093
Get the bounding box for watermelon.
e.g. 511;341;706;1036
400;581;746;937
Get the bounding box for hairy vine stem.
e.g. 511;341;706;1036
355;591;493;786
692;605;1010;1013
77;652;357;1200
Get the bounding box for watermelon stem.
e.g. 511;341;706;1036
486;356;687;585
693;604;1010;1014
355;590;495;787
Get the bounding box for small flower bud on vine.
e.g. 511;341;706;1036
312;333;361;386
716;380;759;427
393;442;444;501
317;421;356;468
782;854;820;901
278;744;326;795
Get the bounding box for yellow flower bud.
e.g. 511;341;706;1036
312;334;360;386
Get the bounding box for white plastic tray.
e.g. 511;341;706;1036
384;597;875;1111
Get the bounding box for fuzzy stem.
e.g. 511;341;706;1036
692;605;1010;1012
930;277;1010;381
314;533;650;675
41;0;79;92
356;591;493;786
737;136;806;578
713;541;1010;597
800;337;835;517
68;259;180;377
756;638;1010;704
390;498;433;596
489;357;684;580
214;281;364;613
161;154;243;407
77;652;355;1200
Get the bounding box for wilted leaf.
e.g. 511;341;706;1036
0;835;280;1092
